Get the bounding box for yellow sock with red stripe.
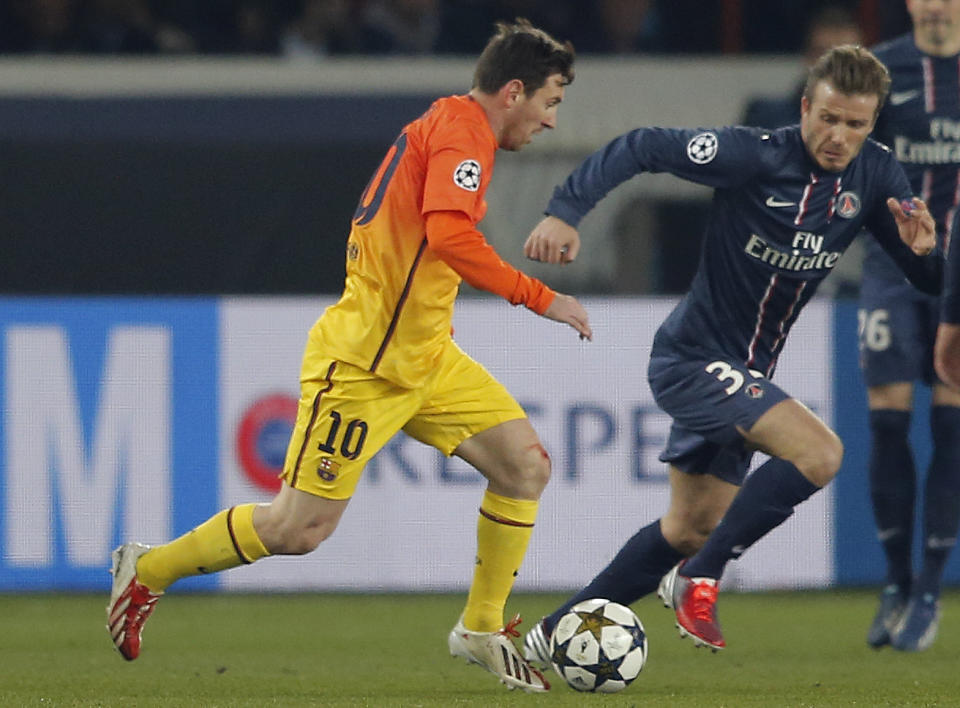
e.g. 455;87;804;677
462;490;538;633
135;504;270;593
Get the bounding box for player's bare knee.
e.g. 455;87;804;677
795;432;843;487
661;515;712;556
520;442;552;495
670;528;709;557
497;442;551;498
687;516;720;554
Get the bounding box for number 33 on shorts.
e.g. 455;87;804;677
705;360;765;395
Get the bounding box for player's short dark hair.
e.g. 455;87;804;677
803;44;891;115
472;18;575;97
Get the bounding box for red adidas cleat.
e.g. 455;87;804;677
106;542;162;661
658;562;725;651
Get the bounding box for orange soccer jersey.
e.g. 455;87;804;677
312;94;555;388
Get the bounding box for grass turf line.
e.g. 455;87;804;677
0;589;956;707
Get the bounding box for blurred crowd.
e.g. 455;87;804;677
0;0;910;58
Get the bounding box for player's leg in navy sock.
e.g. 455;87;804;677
891;406;958;651
681;458;819;580
917;405;960;597
543;520;683;634
868;409;915;590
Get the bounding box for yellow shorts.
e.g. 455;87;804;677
281;338;526;500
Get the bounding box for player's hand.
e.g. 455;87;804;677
543;292;592;341
524;216;580;264
888;197;935;256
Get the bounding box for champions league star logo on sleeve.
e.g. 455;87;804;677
453;159;481;191
687;132;718;164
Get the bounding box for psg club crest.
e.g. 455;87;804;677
835;191;861;219
686;132;718;164
453;159;481;191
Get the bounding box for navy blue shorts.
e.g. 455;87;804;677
857;288;939;387
648;349;791;486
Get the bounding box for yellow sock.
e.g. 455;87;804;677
136;504;270;592
462;490;538;633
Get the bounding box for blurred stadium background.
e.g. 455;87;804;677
2;0;957;604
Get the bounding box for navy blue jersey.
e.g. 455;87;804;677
547;125;941;376
865;34;960;286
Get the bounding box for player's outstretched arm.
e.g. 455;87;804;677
524;216;580;264
542;292;592;340
887;197;935;256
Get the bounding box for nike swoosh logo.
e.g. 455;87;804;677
765;196;796;208
877;527;901;542
890;90;920;106
926;536;956;549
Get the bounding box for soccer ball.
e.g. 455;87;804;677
549;598;647;693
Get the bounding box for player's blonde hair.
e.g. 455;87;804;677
803;44;891;115
472;18;575;97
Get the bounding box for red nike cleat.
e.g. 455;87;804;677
658;562;725;651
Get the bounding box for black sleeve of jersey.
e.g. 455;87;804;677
864;151;942;295
865;208;943;295
545;126;765;227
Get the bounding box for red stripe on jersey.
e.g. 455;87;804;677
747;274;778;368
794;173;819;226
924;57;935;112
826;177;842;221
766;280;807;378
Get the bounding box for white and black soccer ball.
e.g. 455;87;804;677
549;598;648;693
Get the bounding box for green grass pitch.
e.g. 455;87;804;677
1;589;956;706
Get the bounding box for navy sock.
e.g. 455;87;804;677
868;409;915;589
682;458;819;580
917;406;960;597
544;520;683;633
